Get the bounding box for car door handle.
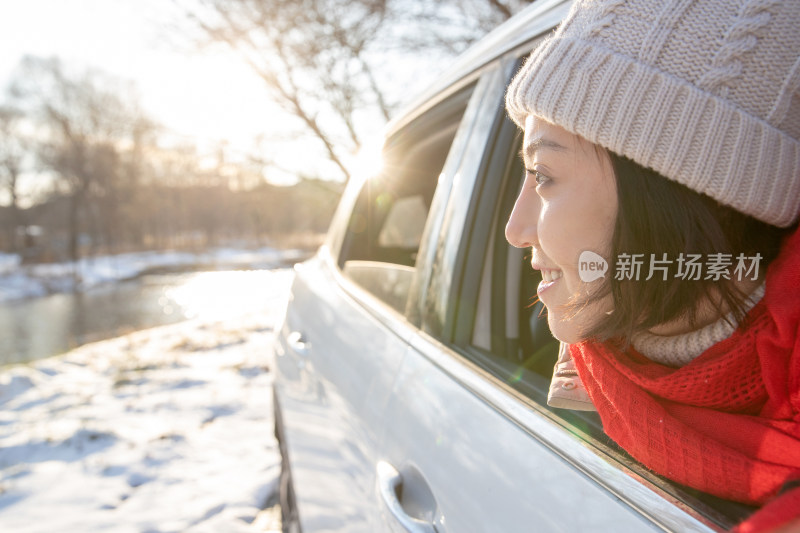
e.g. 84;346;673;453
286;331;310;357
377;461;437;533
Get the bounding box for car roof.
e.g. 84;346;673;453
386;0;572;134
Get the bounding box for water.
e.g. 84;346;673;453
0;270;289;366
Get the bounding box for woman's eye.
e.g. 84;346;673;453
527;169;550;186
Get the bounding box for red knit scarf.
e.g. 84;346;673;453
571;226;800;532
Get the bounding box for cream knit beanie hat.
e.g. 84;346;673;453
506;0;800;228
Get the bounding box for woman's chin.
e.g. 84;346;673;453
546;314;582;344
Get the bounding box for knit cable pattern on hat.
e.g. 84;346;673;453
697;0;778;95
506;0;800;227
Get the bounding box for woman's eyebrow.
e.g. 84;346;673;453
521;138;569;162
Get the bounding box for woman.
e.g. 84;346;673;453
504;0;800;531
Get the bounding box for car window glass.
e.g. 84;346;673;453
337;85;475;314
377;195;427;249
413;64;512;338
462;131;562;380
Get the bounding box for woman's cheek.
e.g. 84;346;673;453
545;203;593;293
539;201;571;256
536;203;562;259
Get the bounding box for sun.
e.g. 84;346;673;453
351;137;385;183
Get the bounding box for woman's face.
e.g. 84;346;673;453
505;116;617;343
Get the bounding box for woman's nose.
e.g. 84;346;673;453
505;183;540;249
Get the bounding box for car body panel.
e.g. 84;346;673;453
275;249;412;531
377;333;661;533
378;331;718;532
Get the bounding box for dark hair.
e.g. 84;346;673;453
579;152;794;345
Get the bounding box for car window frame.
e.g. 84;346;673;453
323;67;488;336
407;61;514;338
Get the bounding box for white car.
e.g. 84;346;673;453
272;1;756;531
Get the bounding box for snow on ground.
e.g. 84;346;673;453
0;269;295;532
0;247;308;303
0;253;20;276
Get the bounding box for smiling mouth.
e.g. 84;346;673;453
541;269;563;282
537;269;563;296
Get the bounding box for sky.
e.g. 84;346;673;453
0;0;286;162
0;0;466;201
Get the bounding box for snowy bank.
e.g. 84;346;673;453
0;270;294;532
0;247;309;303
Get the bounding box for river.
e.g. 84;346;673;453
0;269;289;366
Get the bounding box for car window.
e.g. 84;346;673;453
377;195;427;249
337;84;475;314
410;63;514;338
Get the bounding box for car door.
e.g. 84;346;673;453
372;55;734;532
274;70;494;532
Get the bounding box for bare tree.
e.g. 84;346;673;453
172;0;390;182
385;0;532;53
172;0;531;183
0;105;26;251
9;56;153;262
